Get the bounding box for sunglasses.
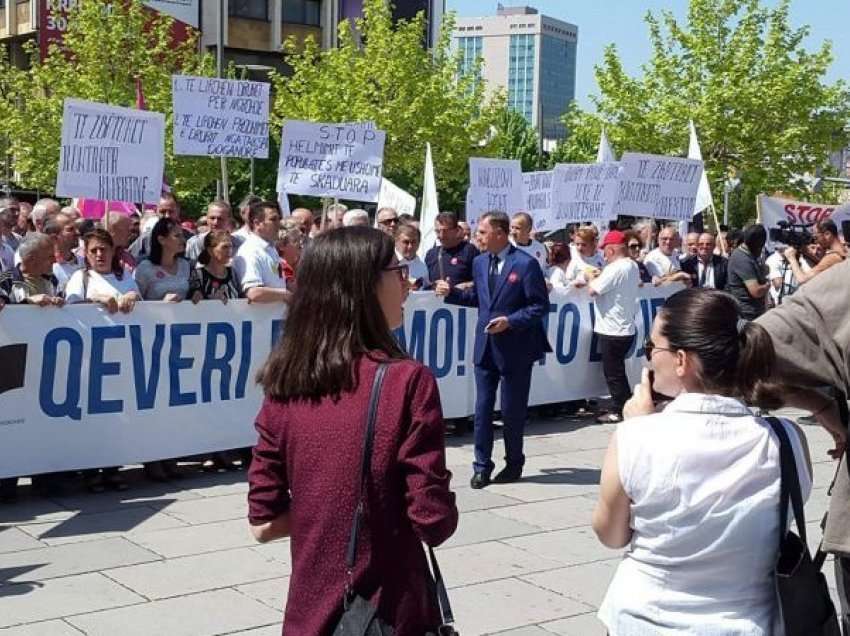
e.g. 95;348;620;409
383;263;409;283
378;218;399;226
644;338;674;361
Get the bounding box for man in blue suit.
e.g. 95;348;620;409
435;211;551;488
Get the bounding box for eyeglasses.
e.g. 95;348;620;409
628;243;641;250
383;263;409;283
378;218;399;226
644;338;674;361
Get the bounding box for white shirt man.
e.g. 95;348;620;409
233;202;288;303
590;248;640;337
510;212;549;273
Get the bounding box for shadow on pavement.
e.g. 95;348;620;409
0;564;46;597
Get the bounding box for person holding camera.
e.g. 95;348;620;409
784;219;847;285
765;240;818;306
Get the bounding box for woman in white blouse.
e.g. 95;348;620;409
65;229;141;313
64;228;139;493
565;226;605;287
133;217;190;302
592;288;832;635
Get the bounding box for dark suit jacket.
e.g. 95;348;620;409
681;254;729;290
445;245;552;371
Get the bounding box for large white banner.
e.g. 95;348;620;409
377;178;417;216
615;153;704;221
758;194;850;232
551;162;621;225
172;75;270;159
522;171;555;231
56;98;165;204
0;286;680;477
277;120;386;201
466;158;524;227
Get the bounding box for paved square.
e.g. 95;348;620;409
0;411;839;635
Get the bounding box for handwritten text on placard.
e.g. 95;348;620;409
172;75;270;159
56;99;165;204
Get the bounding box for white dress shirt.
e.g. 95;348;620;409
233;233;285;292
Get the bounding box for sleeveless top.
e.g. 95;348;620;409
598;393;811;636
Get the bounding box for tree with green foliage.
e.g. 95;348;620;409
488;107;542;172
271;0;503;211
0;0;216;201
554;0;850;225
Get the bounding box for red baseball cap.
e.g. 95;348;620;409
599;230;627;248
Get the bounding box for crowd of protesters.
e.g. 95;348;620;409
0;190;847;500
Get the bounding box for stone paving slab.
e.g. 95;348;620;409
0;411;840;634
0;537;160;583
0;572;144;628
64;588;281;636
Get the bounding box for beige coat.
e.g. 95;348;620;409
757;258;850;554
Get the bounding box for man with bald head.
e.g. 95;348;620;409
684;232;700;258
680;232;728;289
185;200;243;265
31;198;61;233
44;213;82;292
290;208;314;240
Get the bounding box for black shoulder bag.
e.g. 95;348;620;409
766;417;840;636
332;363;459;636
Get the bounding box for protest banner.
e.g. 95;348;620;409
277;120;386;202
551;162;621;225
56;98;165;204
615;153;704;221
522;171;555;231
0;285;680;477
377;178;417;216
758;194;850;232
466;158;524;227
172;75;270;159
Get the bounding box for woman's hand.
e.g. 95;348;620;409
215;288;228;305
118;293;138;314
191;290;203;305
163;293;181;303
101;296;119;314
623;368;655;419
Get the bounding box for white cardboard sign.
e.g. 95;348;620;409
522;171;555;231
172;75;270;159
551;162;621;224
277;120;386;202
615;153;704;221
466;157;524;227
377;178;416;216
56;99;165;204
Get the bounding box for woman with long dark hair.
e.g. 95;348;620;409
133;217;190;303
248;226;458;635
593;288;819;634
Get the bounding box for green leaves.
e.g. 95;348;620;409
557;0;850;226
0;0;217;202
270;0;501;211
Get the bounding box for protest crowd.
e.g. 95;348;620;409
4;184;850;634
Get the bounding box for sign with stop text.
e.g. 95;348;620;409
758;194;850;231
277;120;386;202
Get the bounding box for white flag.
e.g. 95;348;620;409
417;143;439;260
596;128;616;163
688;120;713;215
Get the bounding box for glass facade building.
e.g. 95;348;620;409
508;33;535;121
539;34;576;140
457;35;483;89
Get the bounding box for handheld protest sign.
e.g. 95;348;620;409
615;153;704;221
551;162;620;225
172;75;270;159
523;171;555;232
466;158;523;227
56;99;165;204
277;120;386;202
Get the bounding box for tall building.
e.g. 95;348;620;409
453;5;577;148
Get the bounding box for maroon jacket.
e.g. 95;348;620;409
248;355;459;636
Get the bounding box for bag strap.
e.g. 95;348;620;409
765;416;807;544
428;546;456;626
345;362;389;577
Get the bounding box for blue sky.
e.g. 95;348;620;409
445;0;849;110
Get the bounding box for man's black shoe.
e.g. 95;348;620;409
470;472;490;489
492;465;523;484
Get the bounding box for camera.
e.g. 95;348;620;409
769;221;813;249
